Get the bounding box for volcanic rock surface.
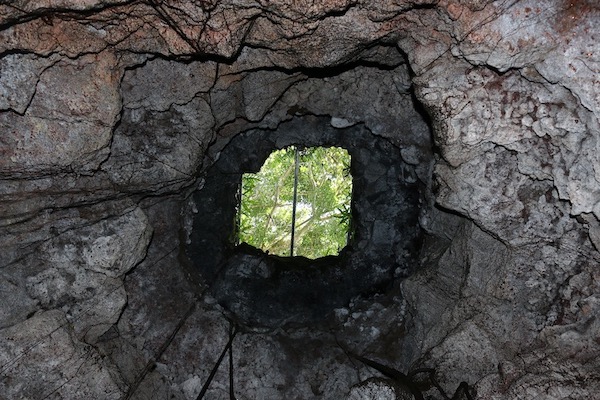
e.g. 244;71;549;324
1;1;599;399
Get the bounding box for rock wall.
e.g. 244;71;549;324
1;1;599;399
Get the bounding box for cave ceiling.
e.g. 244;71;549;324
1;1;599;399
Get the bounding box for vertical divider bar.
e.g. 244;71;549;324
290;146;300;257
236;177;242;246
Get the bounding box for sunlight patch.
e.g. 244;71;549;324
238;146;352;258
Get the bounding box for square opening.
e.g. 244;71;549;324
237;146;352;258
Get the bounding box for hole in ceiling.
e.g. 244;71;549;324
184;115;426;329
238;145;352;258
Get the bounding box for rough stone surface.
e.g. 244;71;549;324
347;378;405;400
0;53;121;177
0;310;125;399
1;0;599;399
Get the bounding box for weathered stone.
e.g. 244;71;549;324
102;198;197;391
0;52;121;177
1;0;599;398
0;279;38;330
101;96;214;191
0;310;125;399
21;207;152;343
347;378;403;400
0;53;56;114
425;321;499;391
122;59;217;112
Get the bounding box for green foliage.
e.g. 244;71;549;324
238;146;352;258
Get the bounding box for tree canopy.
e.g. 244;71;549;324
238;146;352;258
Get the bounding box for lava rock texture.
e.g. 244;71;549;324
1;1;599;399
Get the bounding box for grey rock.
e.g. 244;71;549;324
0;310;125;399
0;53;55;114
0;54;121;177
102;96;214;191
347;378;405;400
0;278;38;330
0;2;599;399
122;59;217;112
22;207;152;344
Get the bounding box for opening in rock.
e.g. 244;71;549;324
185;115;424;328
238;146;352;258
